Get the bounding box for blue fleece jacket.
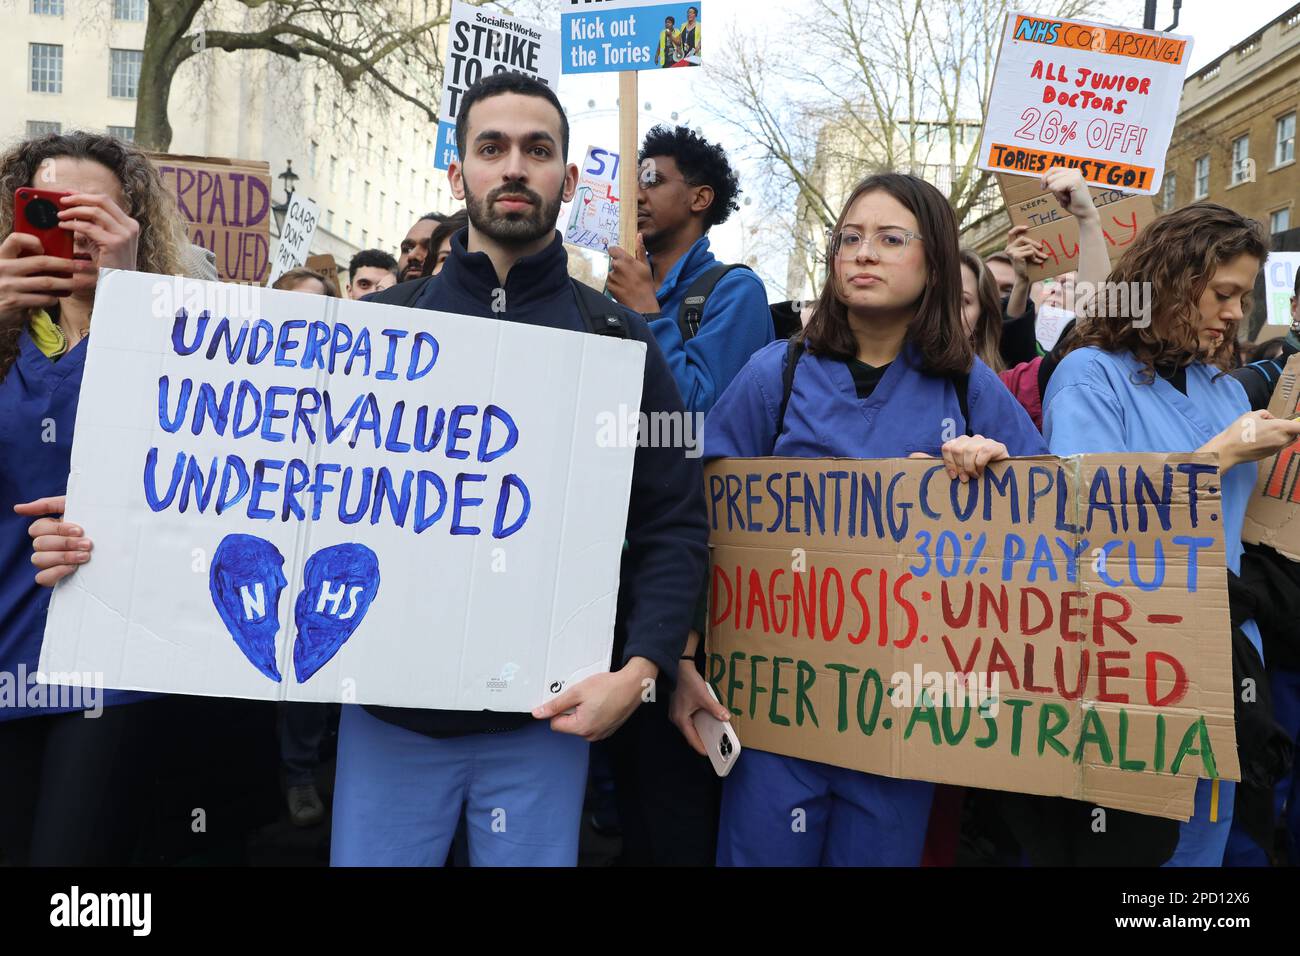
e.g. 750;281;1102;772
646;236;773;415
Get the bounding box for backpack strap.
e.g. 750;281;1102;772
677;263;752;342
773;337;805;452
571;278;629;339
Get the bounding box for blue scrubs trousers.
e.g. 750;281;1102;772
717;748;934;866
1224;667;1300;866
330;705;589;866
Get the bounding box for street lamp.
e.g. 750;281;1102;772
271;159;300;234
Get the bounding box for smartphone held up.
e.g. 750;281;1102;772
14;187;76;281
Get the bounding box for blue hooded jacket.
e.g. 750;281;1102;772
645;236;773;416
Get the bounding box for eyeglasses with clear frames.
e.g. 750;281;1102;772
830;228;922;263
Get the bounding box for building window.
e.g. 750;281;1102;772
1194;155;1209;198
113;0;146;20
1162;173;1176;211
325;209;334;231
29;43;62;94
1277;113;1296;166
1271;209;1291;234
107;125;135;142
344;220;352;241
308;141;318;176
32;0;64;15
361;228;369;247
329;156;337;191
109;49;143;99
1231;135;1251;184
346;168;353;200
26;120;62;137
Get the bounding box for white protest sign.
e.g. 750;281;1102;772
266;193;320;287
977;12;1193;194
41;272;646;711
1264;252;1300;326
435;0;560;170
563;146;621;251
1035;304;1074;351
561;0;705;74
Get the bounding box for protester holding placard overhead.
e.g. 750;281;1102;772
992;170;1111;430
702;172;1046;866
605;124;772;865
334;72;708;867
1043;203;1300;866
0;131;192;865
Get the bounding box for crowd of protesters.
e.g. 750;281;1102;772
0;71;1298;868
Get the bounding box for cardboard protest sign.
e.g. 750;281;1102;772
304;253;339;288
151;154;272;284
561;0;704;74
1263;253;1300;327
267;194;321;287
563;147;621;251
435;0;560;170
704;455;1238;819
977;12;1193;194
998;173;1155;282
40;272;646;711
1244;354;1300;560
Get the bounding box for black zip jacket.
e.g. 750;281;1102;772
365;228;709;737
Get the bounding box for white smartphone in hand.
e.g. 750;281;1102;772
692;683;742;777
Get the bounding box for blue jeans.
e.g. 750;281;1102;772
717;748;933;866
278;702;328;787
330;705;589;866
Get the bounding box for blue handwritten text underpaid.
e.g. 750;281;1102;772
141;309;532;537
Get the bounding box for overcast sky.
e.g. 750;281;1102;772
555;0;1299;292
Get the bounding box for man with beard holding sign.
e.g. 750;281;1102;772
331;73;709;866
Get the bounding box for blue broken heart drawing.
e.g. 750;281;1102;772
292;543;381;683
210;534;289;681
209;535;380;683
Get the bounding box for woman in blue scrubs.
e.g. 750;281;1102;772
703;173;1048;866
1044;202;1300;866
0;131;189;864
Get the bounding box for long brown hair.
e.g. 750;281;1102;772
959;248;1005;373
800;173;972;375
0;131;190;377
1070;202;1266;379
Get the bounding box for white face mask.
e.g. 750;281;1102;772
1036;305;1075;352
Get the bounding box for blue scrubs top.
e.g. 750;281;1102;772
705;339;1049;461
0;330;150;720
1044;345;1257;866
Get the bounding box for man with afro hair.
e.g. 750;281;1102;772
605;125;772;865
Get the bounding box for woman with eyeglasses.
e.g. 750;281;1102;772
702;172;1047;866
